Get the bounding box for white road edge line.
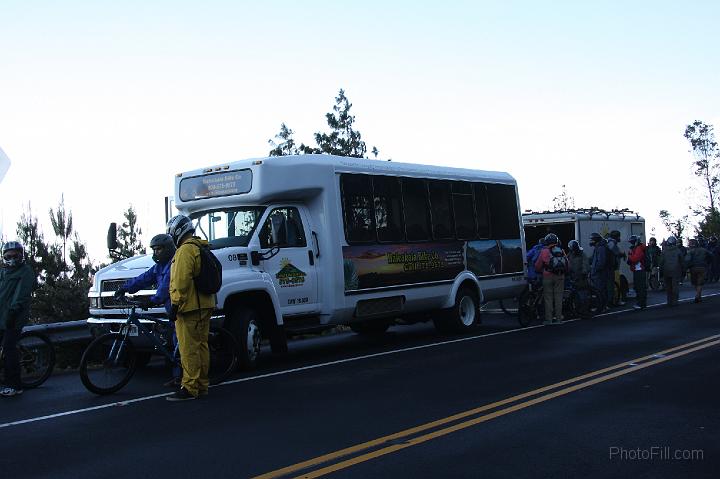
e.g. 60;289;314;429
2;291;718;430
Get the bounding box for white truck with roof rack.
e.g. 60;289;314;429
522;208;646;292
89;154;528;368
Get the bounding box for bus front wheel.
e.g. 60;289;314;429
226;307;262;371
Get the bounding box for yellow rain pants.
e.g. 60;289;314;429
175;309;211;397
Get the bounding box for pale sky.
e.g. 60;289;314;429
1;1;719;262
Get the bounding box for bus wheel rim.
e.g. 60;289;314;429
459;296;475;326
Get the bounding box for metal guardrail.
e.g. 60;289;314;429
24;320;92;344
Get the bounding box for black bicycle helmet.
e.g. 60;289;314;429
544;233;559;245
568;239;581;253
628;235;639;246
149;234;176;264
589;232;603;245
2;241;25;268
609;230;621;241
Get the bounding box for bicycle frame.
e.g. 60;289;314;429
113;304;176;365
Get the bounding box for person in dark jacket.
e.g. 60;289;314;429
685;238;712;303
707;236;720;283
589;233;608;313
114;234;179;386
627;235;647;310
659;236;684;306
0;241;35;397
567;240;591;318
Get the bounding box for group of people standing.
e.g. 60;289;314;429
0;214;214;401
527;230;718;323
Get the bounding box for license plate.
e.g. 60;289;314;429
121;325;139;337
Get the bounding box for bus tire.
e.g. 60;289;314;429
226;307;262;371
434;287;479;333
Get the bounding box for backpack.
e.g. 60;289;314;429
194;243;223;294
548;246;568;275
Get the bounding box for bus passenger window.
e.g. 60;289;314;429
402;178;431;242
452;181;476;240
429;180;453;240
341;174;375;243
486;183;520;239
474;183;490;238
373;176;404;242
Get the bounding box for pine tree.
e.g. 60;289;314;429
115;205;145;261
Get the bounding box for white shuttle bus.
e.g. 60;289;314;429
89;155;527;367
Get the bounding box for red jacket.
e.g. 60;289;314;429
627;244;647;272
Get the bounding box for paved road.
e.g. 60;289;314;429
2;284;719;478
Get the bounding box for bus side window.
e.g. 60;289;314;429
286;209;306;247
474;183;490;238
451;181;476;240
428;180;453;240
260;207;307;248
487;184;520;239
402;178;431;242
341;174;375;243
373;175;404;243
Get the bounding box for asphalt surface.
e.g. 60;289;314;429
2;283;719;478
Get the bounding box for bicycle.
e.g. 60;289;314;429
647;266;664;291
79;299;239;395
517;283;544;327
0;329;56;389
562;281;600;320
518;279;600;326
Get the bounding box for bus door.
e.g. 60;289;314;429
257;205;319;315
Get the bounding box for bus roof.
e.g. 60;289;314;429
178;154;516;183
175;154;517;211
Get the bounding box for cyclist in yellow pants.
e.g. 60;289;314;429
166;215;216;401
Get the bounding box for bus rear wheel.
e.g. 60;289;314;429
434;287;479;333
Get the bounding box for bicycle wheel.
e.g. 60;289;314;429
79;333;138;395
208;327;239;385
562;289;577;320
18;332;56;389
517;289;538;327
648;271;660;291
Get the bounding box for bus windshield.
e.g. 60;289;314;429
191;206;266;249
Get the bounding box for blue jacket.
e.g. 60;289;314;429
591;240;608;276
122;261;172;314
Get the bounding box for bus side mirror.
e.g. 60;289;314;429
107;223;118;251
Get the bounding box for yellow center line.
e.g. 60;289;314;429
298;338;720;478
252;334;720;479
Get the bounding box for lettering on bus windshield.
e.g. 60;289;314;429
179;170;252;201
